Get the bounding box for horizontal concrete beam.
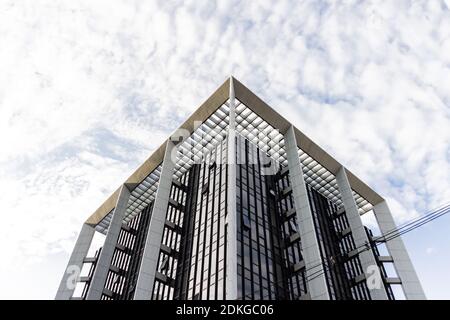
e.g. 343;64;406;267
379;256;394;263
386;277;402;285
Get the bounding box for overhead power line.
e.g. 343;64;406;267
243;201;450;299
305;201;450;285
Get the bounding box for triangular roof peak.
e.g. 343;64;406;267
86;77;383;226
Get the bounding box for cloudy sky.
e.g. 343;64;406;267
0;0;449;299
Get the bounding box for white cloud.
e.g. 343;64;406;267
0;0;449;299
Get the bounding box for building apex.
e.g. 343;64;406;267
85;76;383;226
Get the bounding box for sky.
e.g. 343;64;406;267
0;0;449;299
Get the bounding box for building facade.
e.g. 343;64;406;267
56;77;425;300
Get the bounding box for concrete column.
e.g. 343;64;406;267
55;223;95;300
284;126;329;300
86;184;131;299
335;166;388;300
134;139;176;300
373;200;426;300
226;76;238;300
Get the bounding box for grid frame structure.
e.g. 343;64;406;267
85;77;383;231
94;94;374;235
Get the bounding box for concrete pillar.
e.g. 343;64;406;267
86;184;131;299
134;139;176;300
335;166;388;300
55;223;95;300
373;200;426;300
284;125;330;300
226;76;238;300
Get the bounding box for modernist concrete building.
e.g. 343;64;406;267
56;77;425;300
